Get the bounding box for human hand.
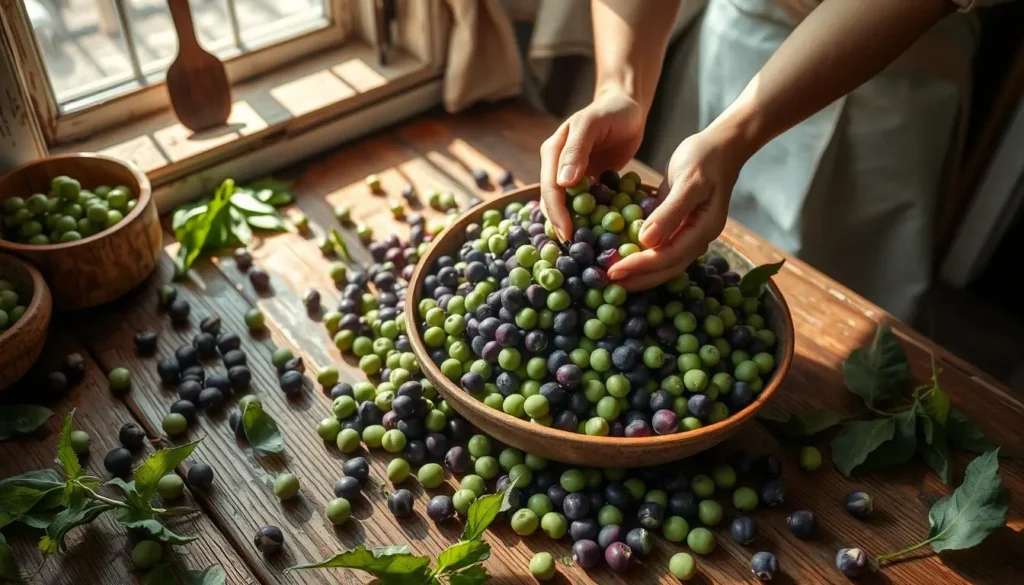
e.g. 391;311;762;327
607;129;747;291
540;88;646;242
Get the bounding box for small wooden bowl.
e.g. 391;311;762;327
0;253;52;392
0;153;162;310
407;185;795;468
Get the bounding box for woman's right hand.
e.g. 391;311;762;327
540;87;646;242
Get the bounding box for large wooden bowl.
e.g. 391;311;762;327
0;253;52;392
407;185;795;468
0;153;162;310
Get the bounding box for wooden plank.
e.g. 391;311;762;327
0;325;257;585
389;104;1024;584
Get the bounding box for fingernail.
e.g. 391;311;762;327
557;165;576;185
559;226;573;242
640;222;663;247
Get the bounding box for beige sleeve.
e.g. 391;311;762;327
439;0;524;112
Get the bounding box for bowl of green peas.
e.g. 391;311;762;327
0;252;52;392
0;153;163;310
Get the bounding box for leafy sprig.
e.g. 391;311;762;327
288;486;514;584
760;325;999;482
0;411;204;581
876;448;1009;565
0;406;54;442
172;178;294;277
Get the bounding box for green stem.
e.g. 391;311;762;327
82;488;131;511
875;536;937;565
82;486;193;517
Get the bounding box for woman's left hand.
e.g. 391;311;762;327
607;128;748;290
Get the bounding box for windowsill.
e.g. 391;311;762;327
53;41;438;187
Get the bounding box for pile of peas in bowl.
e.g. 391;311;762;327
0;175;138;245
417;169;781;438
0;278;27;332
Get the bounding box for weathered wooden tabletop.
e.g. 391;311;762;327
2;102;1022;584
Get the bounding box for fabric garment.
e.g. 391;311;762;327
450;0;983;320
438;0;524;112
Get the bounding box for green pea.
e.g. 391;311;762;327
69;430;91;454
475;456;499;479
560;469;586;493
499;448;525;471
108;368;131;393
316;366;339;387
336;428;361;453
511;508;539;536
541;512;568;540
274;473;301;500
662;516;690;543
326;497;352;525
698;500;723;526
509;464;533;489
799;446;823;471
131;540;163;569
162;413;188;436
362;425;386;448
597;505;624;527
418;463;445;488
732;486;759;511
623;478;646;500
359;354;382;375
687;527;716;555
453;489;477;516
387;458;411;484
381;429;406;453
523;394;549;419
245;308;265;331
156;474;184;500
669;552;697;580
317;417;342;442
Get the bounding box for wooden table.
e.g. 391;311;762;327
2;102;1022;584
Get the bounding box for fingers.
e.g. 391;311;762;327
639;171;709;249
608;207;718;282
539;123;573;241
556;112;600;188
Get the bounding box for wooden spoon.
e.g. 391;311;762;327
166;0;232;132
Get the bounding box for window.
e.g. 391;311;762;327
4;0;443;193
29;0;334;114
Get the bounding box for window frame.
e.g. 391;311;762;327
5;0;355;145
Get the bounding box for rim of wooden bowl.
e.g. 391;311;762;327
0;251;52;346
0;152;152;251
405;184;795;458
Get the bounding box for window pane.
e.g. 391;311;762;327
238;0;328;48
122;0;239;75
24;0;135;106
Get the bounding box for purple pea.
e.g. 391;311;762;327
605;542;632;574
572;540;602;569
652;410;679;435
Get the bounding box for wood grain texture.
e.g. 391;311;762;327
0;153;163;310
166;0;232;132
0;327;257;585
405;184;796;468
0;253;51;392
4;102;1020;585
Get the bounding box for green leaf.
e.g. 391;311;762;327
55;411;82;480
39;500;114;553
0;405;54;441
831;417;896;477
242;403;284;455
759;410;844;438
134;440;202;500
142;566;177;585
461;485;514;542
229;191;277;216
172;203;209;234
228;208;253;246
245;178;292;199
246;214;290;232
329;228;352;263
288;544;431;583
0;470;65;529
185;564;227;585
0;533;21;583
174;180;235;277
118;514;196;546
435;540;490;575
856;408;917;474
947;410;998;454
256;190;293;206
739;260;785;298
449;565;489;585
919;419;952;485
928;449;1009;552
15;510;58;530
920;387;951;427
842;326;910;409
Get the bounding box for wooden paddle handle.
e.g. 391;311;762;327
168;0;200;55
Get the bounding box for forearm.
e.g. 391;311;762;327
708;0;956;158
592;0;682;114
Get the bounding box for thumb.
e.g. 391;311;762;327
639;173;709;249
556;114;600;187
